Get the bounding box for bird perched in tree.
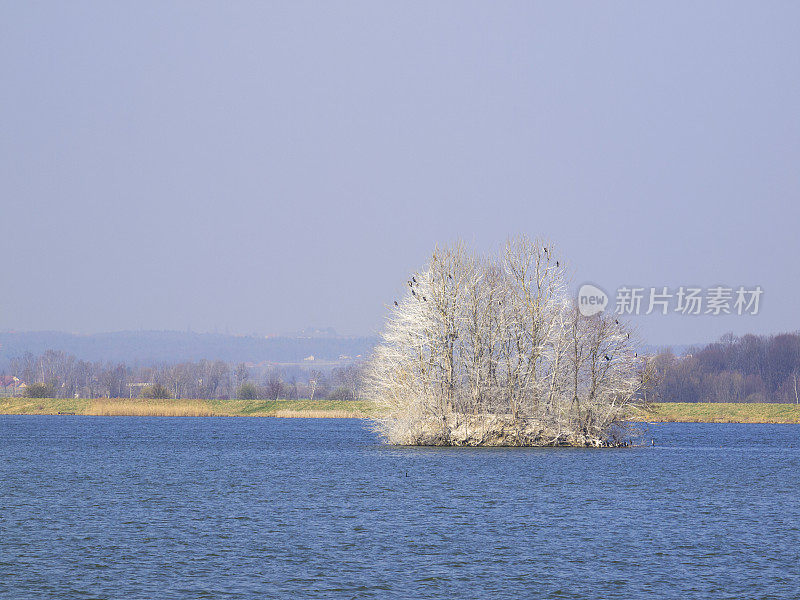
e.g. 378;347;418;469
604;355;611;361
423;296;427;301
412;289;416;296
412;276;417;283
394;301;398;306
615;319;619;325
556;261;559;267
544;247;548;253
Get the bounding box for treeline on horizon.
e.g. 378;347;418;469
3;331;799;404
651;332;800;404
3;351;363;402
0;330;378;367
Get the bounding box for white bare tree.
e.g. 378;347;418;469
362;236;646;446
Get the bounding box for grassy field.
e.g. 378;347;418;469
0;397;376;418
1;398;799;423
634;402;800;424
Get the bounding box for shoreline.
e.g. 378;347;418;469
0;398;375;419
1;399;799;423
630;402;800;424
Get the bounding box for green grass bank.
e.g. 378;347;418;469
632;402;800;424
0;397;376;418
1;398;799;423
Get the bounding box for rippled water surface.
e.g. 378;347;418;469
1;416;798;599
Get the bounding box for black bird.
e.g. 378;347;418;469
448;274;452;279
635;352;638;358
394;301;398;306
556;261;559;267
412;276;417;283
423;296;427;301
544;247;548;253
627;333;630;339
615;319;619;325
604;355;611;361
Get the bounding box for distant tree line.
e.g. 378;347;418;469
6;331;798;404
651;332;800;403
3;350;364;401
0;330;378;367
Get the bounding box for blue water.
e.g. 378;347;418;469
1;417;798;599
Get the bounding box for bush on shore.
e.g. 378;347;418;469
24;383;56;398
139;384;172;399
236;382;262;400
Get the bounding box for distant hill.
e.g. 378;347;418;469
0;330;695;370
640;344;693;356
0;330;379;367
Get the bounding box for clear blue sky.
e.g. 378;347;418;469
2;2;798;346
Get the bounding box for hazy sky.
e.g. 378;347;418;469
2;2;798;346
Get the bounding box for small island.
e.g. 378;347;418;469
362;237;652;447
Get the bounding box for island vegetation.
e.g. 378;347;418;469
362;237;653;447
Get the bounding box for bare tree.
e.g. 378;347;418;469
363;237;645;447
235;363;249;387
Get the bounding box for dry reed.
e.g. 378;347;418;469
87;399;215;417
271;409;366;419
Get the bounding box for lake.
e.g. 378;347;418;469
1;416;798;599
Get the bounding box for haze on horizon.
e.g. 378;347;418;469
2;2;798;347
